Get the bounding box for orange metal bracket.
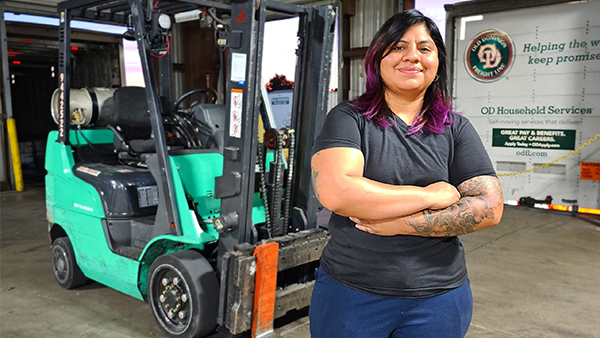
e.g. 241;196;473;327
251;241;281;338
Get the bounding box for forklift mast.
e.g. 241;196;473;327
214;0;335;263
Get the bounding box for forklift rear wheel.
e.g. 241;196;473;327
51;237;89;289
148;250;219;338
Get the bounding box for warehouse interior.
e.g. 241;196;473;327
1;0;599;337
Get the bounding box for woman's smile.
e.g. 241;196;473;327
398;67;422;74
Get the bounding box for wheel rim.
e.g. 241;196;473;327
151;264;193;335
52;245;69;284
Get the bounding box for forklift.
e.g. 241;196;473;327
45;0;335;337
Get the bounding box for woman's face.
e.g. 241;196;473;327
380;23;439;98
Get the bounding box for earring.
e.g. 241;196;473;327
434;75;439;82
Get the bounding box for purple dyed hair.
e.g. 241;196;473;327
352;10;454;135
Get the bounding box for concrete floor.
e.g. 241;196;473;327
1;186;600;338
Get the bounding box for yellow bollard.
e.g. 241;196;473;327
6;118;23;191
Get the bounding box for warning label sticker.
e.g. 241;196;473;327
230;53;247;84
77;166;101;176
230;89;243;138
138;186;159;208
581;162;600;181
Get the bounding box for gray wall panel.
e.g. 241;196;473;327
348;0;395;99
350;57;365;100
350;0;395;48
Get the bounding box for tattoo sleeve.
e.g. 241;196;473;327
311;167;321;201
405;176;503;237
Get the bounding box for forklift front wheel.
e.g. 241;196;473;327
148;250;219;338
51;237;89;289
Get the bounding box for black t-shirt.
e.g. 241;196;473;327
312;101;496;298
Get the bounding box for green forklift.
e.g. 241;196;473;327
45;0;335;337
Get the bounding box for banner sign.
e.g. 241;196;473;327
492;128;576;150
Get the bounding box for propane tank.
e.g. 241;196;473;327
51;87;116;127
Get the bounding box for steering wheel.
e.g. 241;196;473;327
173;88;218;113
169;88;219;149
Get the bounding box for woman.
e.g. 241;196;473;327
309;10;503;338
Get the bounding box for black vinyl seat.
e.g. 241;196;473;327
110;87;156;156
109;87;188;164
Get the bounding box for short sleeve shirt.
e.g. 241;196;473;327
312;101;496;298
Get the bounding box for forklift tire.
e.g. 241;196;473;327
51;237;89;289
148;250;219;338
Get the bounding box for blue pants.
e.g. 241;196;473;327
309;268;472;338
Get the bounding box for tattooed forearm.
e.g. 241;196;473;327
457;174;502;198
406;197;493;236
405;176;503;237
311;167;321;201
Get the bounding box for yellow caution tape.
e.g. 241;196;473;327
498;133;600;177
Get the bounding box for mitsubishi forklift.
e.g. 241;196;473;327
45;0;335;337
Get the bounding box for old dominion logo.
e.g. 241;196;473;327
465;29;515;82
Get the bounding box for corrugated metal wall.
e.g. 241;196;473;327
350;0;395;48
348;0;396;100
172;24;185;102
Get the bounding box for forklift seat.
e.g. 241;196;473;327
110;87;156;156
110;87;187;162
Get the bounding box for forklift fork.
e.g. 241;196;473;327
252;241;279;338
217;229;329;337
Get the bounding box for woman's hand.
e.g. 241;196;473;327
350;216;412;236
424;181;460;210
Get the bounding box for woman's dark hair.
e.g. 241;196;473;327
351;10;453;134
